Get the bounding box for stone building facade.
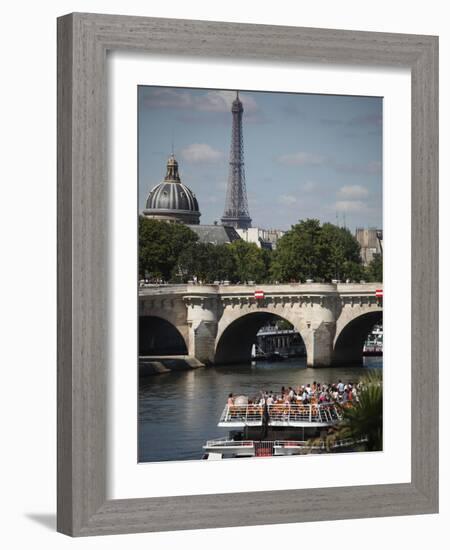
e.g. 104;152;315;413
355;228;383;265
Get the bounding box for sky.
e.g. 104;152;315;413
138;86;382;231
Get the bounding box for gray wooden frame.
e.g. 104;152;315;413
57;12;438;537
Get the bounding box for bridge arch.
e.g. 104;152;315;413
332;310;382;365
214;311;308;365
139;315;188;356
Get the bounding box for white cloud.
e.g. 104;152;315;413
334;200;368;212
277;152;326;166
276;154;381;174
278;194;298;206
143;88;259;114
337;185;369;199
302;181;318;192
180;143;224;163
334;160;381;175
208;90;259;113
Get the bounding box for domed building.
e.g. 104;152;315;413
143;154;201;224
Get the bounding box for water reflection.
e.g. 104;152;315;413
138;357;382;463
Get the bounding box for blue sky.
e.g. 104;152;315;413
138;86;382;231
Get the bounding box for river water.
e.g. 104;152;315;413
138;357;382;463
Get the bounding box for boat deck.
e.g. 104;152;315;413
218;402;343;428
203;437;366;457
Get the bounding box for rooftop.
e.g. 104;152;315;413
187;224;241;245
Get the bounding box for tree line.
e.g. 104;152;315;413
139;216;382;284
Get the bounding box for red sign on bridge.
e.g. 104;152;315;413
254;290;265;299
375;289;383;298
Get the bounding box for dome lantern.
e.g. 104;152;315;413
164;154;181;183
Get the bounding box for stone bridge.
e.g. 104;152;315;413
139;283;382;368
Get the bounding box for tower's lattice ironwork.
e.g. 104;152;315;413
221;91;252;229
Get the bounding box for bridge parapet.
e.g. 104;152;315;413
139;282;382;298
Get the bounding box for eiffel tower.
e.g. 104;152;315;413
221;91;252;229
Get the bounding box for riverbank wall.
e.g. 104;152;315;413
139;355;205;377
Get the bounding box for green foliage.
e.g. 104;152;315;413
365;253;383;282
174;242;236;283
320;223;364;281
337;370;383;451
138;217;198;280
139;216;377;285
228;240;269;283
270;219;321;282
271;219;364;283
173;239;271;283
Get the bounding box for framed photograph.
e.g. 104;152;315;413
57;13;438;536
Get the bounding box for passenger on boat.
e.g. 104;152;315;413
288;387;295;402
236;378;370;411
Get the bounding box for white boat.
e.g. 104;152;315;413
202;401;363;459
363;324;383;356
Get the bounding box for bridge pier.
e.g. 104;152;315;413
304;321;335;367
184;296;218;365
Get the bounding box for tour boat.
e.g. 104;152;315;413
202;399;362;459
363;324;383;356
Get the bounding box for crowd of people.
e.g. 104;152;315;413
227;379;362;408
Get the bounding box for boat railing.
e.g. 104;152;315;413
274;437;368;450
204;439;254;448
219;402;343;425
273;440;312;448
204;437;368;450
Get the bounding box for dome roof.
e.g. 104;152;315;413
143;155;201;224
146;181;200;212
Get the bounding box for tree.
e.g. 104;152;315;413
270;219;322;282
319;223;364;281
175;240;270;284
270;219;364;283
260;248;273;281
336;371;383;451
229;240;269;283
138;217;198;280
365;253;383;282
174;242;236;283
